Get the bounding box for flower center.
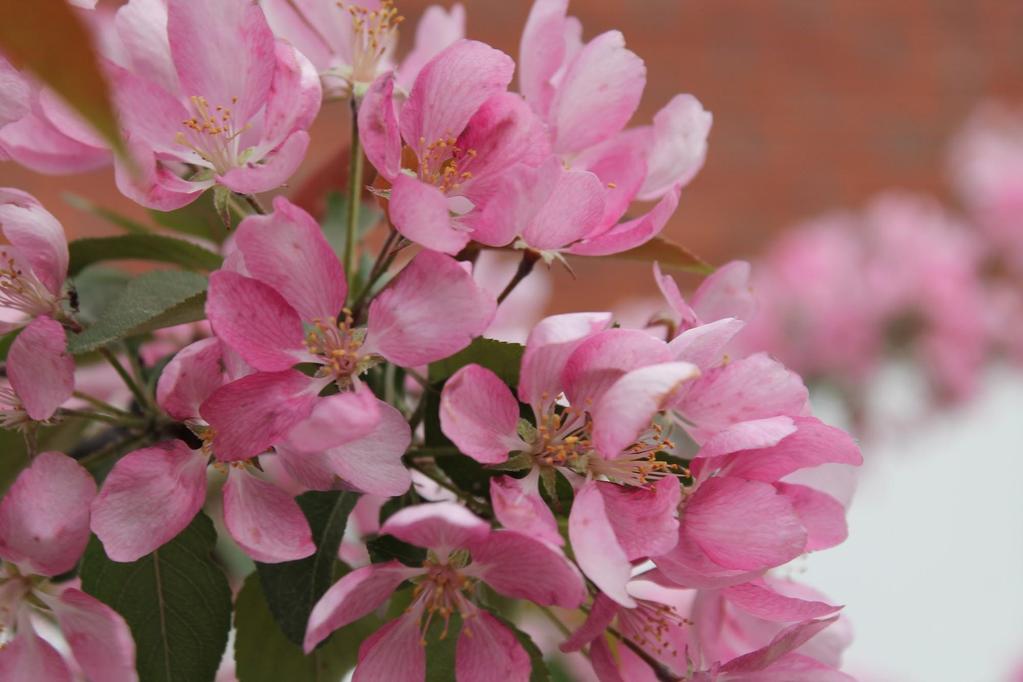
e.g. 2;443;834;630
534;407;591;468
304;311;367;384
617;598;692;661
342;0;403;86
0;387;32;432
587;422;685;487
175;95;248;173
411;558;477;644
0;249;60;319
417;137;477;193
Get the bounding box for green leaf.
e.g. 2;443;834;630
603;235;715;274
68;270;208;354
69;265;132;325
256;491;360;645
0;428;28;494
0;0;124;155
321;191;382;257
488;613;552;682
64;194;152;235
366;534;427;567
428;338;524;386
149;191;233;243
424;612;461;682
234;573;371;682
0;327;22;361
68;235;223;276
80;513;232;682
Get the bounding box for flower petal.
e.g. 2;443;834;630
722;417;863;482
774;483;848;552
520;165;605;251
490;471;562;547
637;94;712;201
0;617;73;682
90;441;206;562
695;417;798;461
562;328;672;410
518;312;612;410
440;364;524;464
232;196;346;323
259;42;321;152
283;386;380;453
8;316;74;421
364;250;496;367
49;588;138;682
0;451;95;575
222;469;314;563
568;183;680;257
668;317;746;371
156;337;226;420
380;501;490;554
352;614;425;682
518;0;569;117
568;480;635;607
597;478;681;560
722;580;841;622
387;174;469;254
324;401;412;497
465;530;585;608
692;260;756;324
206;270;306;371
456;611;531;682
560;592;618;651
217;130;311;195
396;4;466;91
0;188;67;295
358;73;401;181
718;617;839;674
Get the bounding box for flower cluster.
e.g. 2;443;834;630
0;1;862;680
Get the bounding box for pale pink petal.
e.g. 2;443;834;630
259;42;321;152
206;271;306;371
549;30;645;155
352;614;425;682
520;166;605;251
358;73;401;180
719;617;838;674
465;530;585;608
232;196;346;323
0;111;109;175
364;250;496;366
774;483;848;551
283;387;380;453
273;443;338;492
222;469;314;563
591;362;699;458
387;174;469;254
456;611;531;682
588;635;627;682
683;477;806;571
573;132;649;230
106;63;192;157
518;0;569;117
49;588;137;682
723;580;840;622
597;478;680;560
721;653;854;682
167;0;276;124
561;592;618;651
0;452;95;575
400;39;515;151
90;441;206;562
692;260;756;324
0;188;68;295
568;183;680;256
396;4;466;91
304;562;421;652
156;337;226;420
652;533;762;590
723;417;862;482
440;364;524;464
562;328;672;410
518;312;612;409
0;618;73;682
490;471;562;547
8;316;74;421
637;94;712;201
200;370;320;460
260;0;333;73
0;57;29;126
568;480;635;607
324;401;412;497
669;318;747;371
114;0;177;93
217;131;310;194
112;139;206;211
695;417;798;461
455;93;550;187
380;501;489;554
654;261;697;327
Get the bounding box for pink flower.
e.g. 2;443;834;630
0;317;75;430
303;501;586;681
261;0;465;99
0;189;69;332
90;337;316;564
359;40;548;253
202;195;493;460
0;452;137;682
109;0;321;209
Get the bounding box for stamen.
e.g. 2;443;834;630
304;310;367;385
618;598;693;661
339;0;404;85
408;558;477;646
0;249;61;319
175;95;249;173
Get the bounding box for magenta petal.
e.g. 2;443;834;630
549;30;645;155
200;370;320;461
441;364;524;464
520;166;605;251
259;42;321;152
305;562;420;652
653;532;763;590
598;478;681;560
562;328;672;410
8;316;73;421
668;317;746;371
167;0;275;124
719;617;839;674
490;472;562;547
283;387;380;453
364;250;496;367
387;175;469;254
455;92;550;184
683;477;806;571
90;441;206;562
775;483;848;552
568;183;680;256
465;530;585;608
723;417;863;482
359;74;402;181
380;501;490;554
590;361;699;458
568;480;635;607
456;611;531;682
352;614;425;682
696;417;798;461
518;312;612;409
588;635;627;682
156;338;226;420
324;401;412;497
560;592;618;652
573;132;648;230
691;260;756;324
206;270;306;371
0;189;68;295
49;588;137;682
0;452;95;576
232;196;346;323
0;619;73;682
217;131;310;194
112;140;206;211
400;39;515;151
723;580;841;622
222;469;314;563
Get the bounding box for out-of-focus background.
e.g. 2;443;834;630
3;1;1022;680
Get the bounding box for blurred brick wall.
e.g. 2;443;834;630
2;0;1022;309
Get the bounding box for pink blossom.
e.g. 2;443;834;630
202;195;493;459
0;452;137;682
0;317;75;430
304;501;585;681
109;0;321;209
